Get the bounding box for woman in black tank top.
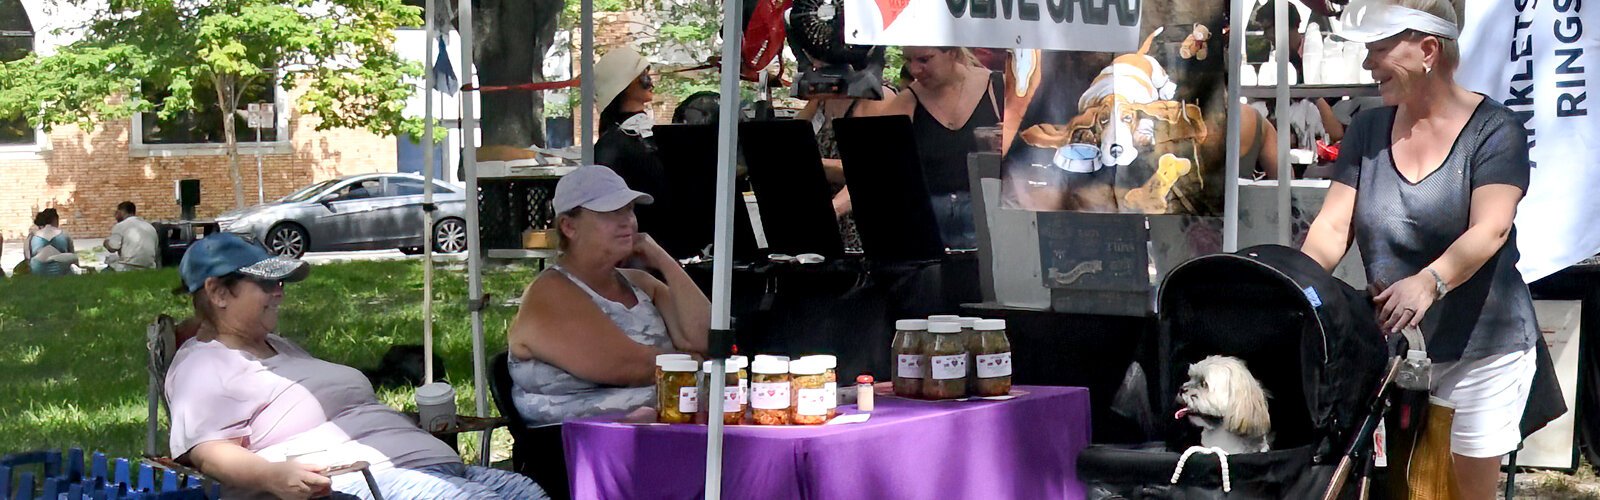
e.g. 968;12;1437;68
878;47;1003;250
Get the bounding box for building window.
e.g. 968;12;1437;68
139;77;282;145
0;0;37;147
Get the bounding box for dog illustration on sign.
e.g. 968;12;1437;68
1017;27;1211;214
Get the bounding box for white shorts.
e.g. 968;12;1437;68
1428;347;1536;458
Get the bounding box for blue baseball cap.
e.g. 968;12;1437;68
179;233;311;293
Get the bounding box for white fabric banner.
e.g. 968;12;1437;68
843;0;1141;52
1457;0;1600;282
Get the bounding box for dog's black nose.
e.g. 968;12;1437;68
1110;144;1124;157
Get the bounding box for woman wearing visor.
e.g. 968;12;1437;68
1300;1;1537;497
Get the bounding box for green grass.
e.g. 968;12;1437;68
0;259;540;464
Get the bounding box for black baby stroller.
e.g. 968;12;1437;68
1081;245;1390;499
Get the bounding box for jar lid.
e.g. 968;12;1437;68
789;358;825;375
929;321;962;334
928;315;961;322
958;317;981;328
660;359;700;372
655;353;692;366
895;319;929;331
729;355;749;369
703;360;740;373
975;319;1007;331
415;381;454;403
752;357;789;374
800;355;836;369
754;354;790;363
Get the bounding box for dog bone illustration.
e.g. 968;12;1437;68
1048;260;1104;286
1125;154;1194;213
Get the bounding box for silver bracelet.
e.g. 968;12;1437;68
1425;268;1448;299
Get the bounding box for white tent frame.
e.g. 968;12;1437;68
416;0;1287;493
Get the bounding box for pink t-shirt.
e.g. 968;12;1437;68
164;335;459;471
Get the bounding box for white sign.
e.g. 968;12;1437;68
1512;301;1582;469
1457;0;1600;282
246;103;275;130
843;0;1142;51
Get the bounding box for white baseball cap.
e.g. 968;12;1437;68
553;166;654;213
1333;2;1459;43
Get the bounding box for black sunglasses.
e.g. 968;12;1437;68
637;73;654;92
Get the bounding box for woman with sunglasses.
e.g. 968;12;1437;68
592;47;685;258
164;233;547;499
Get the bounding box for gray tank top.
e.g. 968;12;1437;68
509;265;672;425
1333;98;1538;362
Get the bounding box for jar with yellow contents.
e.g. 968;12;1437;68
656;358;700;424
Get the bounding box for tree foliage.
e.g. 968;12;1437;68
0;0;423;209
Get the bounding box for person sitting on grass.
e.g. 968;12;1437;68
165;233;547;500
505;166;711;426
25;208;78;276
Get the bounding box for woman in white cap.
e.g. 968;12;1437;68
164;233;546;499
506;166;710;426
1301;1;1537;496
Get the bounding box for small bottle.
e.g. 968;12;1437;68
856;374;875;412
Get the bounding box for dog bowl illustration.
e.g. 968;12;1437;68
1053;143;1102;173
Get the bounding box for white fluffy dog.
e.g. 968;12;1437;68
1175;355;1272;454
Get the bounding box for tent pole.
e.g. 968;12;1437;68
1274;0;1292;245
1223;0;1244;253
580;0;595;164
421;0;437;385
704;0;744;496
456;0;492;466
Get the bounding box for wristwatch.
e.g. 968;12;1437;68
1425;268;1448;299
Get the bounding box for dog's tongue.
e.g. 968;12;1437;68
1174;407;1190;420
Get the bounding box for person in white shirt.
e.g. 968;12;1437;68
106;201;160;271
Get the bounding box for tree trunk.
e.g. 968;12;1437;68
217;75;246;210
473;0;564;148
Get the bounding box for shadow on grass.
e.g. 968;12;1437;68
0;260;540;460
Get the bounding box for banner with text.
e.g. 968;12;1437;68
844;0;1143;52
1457;0;1600;282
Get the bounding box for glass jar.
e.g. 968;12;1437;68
700;360;743;425
789;358;830;425
972;319;1014;397
750;357;791;425
655;353;692;408
959;317;982;395
730;355;750;414
801;355;838;420
656;359;700;424
891;319;929;398
923;321;968;399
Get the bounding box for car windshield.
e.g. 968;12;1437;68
280;180;339;202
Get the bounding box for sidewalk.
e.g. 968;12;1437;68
3;237;448;276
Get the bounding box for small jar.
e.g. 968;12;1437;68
972;319;1014;397
801;355;838;420
959;317;982;395
656;358;700;424
730;355;750;413
922;321;968;400
789;358;830;425
655;353;692;404
701;360;742;425
750;357;792;425
891;319;929;398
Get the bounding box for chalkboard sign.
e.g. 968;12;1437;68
1036;212;1151;292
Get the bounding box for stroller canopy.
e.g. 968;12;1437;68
1158;245;1386;450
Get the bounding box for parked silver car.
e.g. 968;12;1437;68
217;173;469;258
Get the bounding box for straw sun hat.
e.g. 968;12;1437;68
591;46;650;112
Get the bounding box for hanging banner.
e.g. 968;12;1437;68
1000;0;1228;215
1457;0;1600;282
843;0;1143;52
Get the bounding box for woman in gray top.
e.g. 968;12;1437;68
1302;1;1536;497
506;166;711;426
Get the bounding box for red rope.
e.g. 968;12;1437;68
462;61;722;93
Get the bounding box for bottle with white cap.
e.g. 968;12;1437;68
700;360;742;425
657;358;701;424
789;358;830;425
958;317;982;395
973;319;1014;397
750;356;791;425
655;353;693;410
891;319;930;398
923;321;968;400
800;355;839;419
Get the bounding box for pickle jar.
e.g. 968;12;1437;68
958;317;982;395
891;319;930;398
789;358;830;425
656;358;700;424
922;321;968;400
701;360;743;425
750;356;792;425
972;319;1014;397
730;355;750;414
800;355;838;420
655;353;692;400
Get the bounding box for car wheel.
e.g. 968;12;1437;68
434;218;468;254
265;223;309;258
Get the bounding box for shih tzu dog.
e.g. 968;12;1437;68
1175;355;1272;454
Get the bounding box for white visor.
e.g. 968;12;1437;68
1333;3;1459;43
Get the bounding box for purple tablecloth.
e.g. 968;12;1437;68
563;385;1091;500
